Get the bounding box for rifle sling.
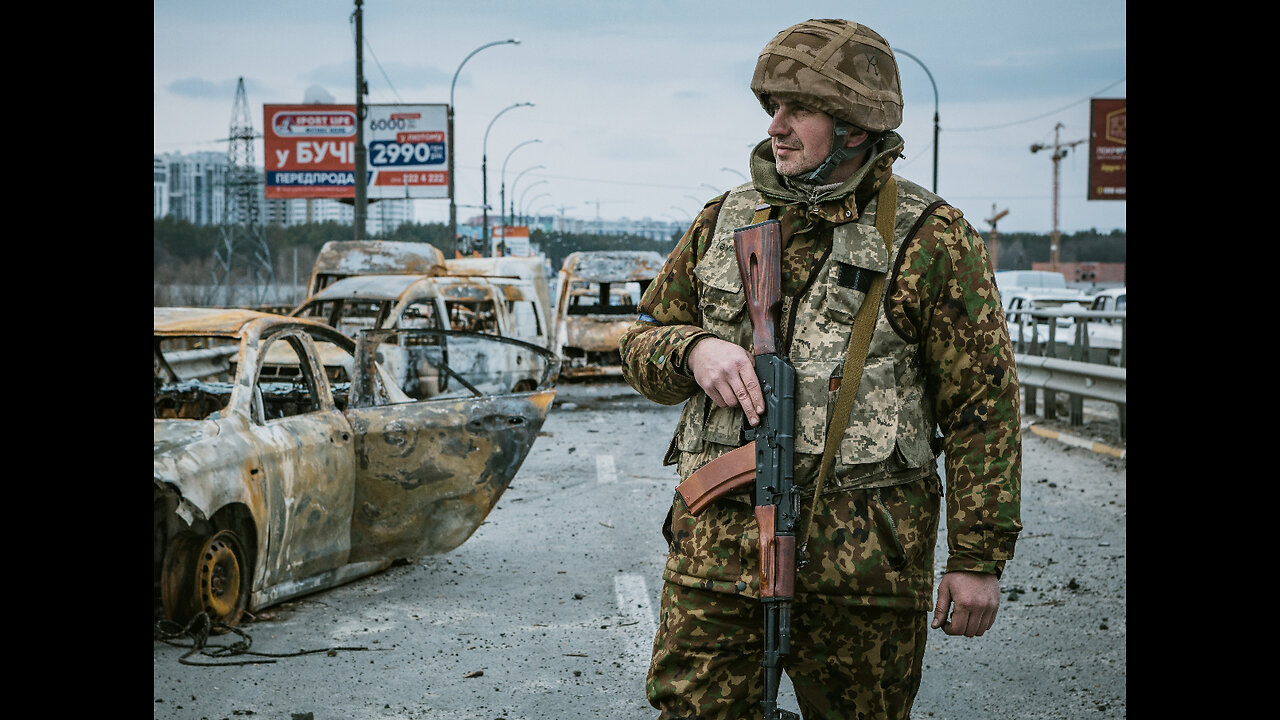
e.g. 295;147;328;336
797;176;898;554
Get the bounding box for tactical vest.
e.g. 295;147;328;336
672;177;946;490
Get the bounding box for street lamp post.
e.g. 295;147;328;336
353;0;368;241
892;48;939;193
518;181;548;222
483;102;534;254
521;192;550;223
448;38;519;252
501;139;540;227
509;165;545;219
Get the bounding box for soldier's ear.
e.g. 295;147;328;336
843;129;869;148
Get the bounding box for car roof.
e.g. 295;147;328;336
154;307;338;336
307;274;433;303
561;251;665;282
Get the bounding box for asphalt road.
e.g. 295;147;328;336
153;381;1126;719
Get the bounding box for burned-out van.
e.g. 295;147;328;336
305;240;447;297
552;251;665;379
291;273;549;397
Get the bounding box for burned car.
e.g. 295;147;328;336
153;308;558;627
306;239;447;297
289;273;550;398
552;250;664;379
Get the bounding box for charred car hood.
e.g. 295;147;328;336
153;419;221;457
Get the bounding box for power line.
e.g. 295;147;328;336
948;77;1125;133
349;10;402;103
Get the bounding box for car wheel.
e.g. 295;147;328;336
161;529;249;628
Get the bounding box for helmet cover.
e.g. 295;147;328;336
751;19;903;133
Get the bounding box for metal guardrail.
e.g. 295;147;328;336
1010;308;1126;440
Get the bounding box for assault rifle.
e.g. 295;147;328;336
671;219;799;719
737;219;800;720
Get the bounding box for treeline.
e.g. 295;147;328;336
992;228;1127;269
153;218;1124;283
153;217;681;285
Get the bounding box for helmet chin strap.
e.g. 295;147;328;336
801;120;874;184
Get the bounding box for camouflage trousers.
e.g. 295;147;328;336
647;465;942;720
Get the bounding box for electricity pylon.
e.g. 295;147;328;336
214;77;274;307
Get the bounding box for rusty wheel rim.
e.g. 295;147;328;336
197;531;247;625
161;529;248;627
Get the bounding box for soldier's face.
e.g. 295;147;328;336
766;95;834;177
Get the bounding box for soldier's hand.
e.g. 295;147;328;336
687;337;764;426
932;571;1000;637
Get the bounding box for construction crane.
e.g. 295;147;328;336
584;198;623;220
1031;123;1086;270
985;204;1009;271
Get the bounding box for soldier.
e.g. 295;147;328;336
619;18;1023;720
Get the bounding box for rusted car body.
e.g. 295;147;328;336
306;240;447;297
290;272;549;397
552;251;664;379
443;256;554;349
153;307;558;627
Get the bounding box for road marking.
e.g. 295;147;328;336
1028;422;1126;459
614;573;657;665
596;454;617;483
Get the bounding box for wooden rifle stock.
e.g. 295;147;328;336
734;220;782;357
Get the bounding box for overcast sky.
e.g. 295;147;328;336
154;0;1127;234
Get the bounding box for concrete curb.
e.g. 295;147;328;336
1024;421;1125;459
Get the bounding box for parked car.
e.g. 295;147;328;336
1087;287;1127;366
1005;289;1126;365
1090;286;1127;314
552;250;665;379
1004;289;1089;343
305;240;447;297
153;307;558;627
289;272;549;397
994;269;1071;293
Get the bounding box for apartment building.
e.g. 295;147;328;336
155;151;413;234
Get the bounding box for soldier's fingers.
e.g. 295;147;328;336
942;611;970;636
739;370;765;417
931;591;951;630
729;379;759;426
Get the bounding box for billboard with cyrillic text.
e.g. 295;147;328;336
263;103;449;200
1087;99;1126;201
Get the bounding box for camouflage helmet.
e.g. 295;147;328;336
751;19;903;133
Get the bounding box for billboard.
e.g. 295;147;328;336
364;104;449;199
263;103;449;200
1088;98;1126;201
492;225;532;257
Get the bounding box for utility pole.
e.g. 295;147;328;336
985;204;1009;271
1030;123;1085;269
216;77;272;307
352;0;368;242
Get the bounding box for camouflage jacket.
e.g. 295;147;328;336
619;133;1021;576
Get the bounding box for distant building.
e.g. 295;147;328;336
154;151;413;235
153;156;169;219
470;214;683;241
159;151;229;226
1032;261;1125;286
